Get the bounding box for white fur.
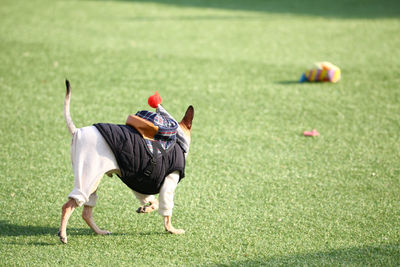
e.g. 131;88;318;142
68;126;118;206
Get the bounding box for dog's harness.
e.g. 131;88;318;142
143;139;170;177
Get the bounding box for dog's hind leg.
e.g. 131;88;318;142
82;206;111;235
81;190;111;235
60;126;117;243
59;198;78;244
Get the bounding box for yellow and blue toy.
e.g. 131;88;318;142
299;62;341;83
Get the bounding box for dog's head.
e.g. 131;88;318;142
178;105;194;146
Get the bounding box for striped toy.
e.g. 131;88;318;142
299;62;341;83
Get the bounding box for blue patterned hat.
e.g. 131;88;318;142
135;110;178;141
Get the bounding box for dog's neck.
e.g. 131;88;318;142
178;123;191;143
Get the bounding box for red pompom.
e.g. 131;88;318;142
148;91;162;108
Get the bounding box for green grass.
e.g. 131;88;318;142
1;0;400;265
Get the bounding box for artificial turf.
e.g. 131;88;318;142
0;0;399;266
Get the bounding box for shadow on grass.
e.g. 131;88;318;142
0;220;129;238
0;220;91;237
3;240;59;246
276;81;336;85
126;15;261;21
97;0;400;19
0;219;169;246
211;243;400;266
137;231;168;236
277;80;302;85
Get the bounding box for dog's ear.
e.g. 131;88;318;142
180;105;194;130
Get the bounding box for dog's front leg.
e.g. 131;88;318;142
133;191;159;213
136;199;159;213
82;205;111;235
164;216;185;234
159;171;185;234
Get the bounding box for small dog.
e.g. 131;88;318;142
59;80;194;244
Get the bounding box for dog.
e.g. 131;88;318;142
59;80;194;244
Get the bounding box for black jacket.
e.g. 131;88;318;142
94;123;185;195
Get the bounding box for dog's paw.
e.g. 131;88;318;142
166;228;185;235
97;230;112;235
136;206;145;213
57;231;67;244
136;202;158;214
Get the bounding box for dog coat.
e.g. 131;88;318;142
94;123;185;195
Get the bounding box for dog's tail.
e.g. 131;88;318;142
64;80;77;136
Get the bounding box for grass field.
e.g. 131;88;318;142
1;0;400;266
